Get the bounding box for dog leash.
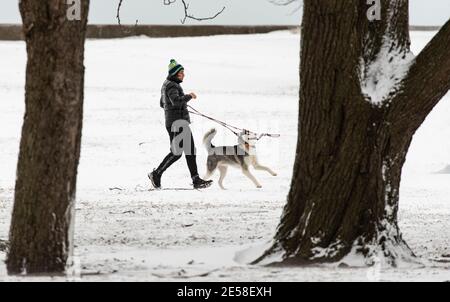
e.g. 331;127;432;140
187;105;242;136
187;105;281;140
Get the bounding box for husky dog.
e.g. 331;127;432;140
203;128;277;189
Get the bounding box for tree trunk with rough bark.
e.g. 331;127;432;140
256;0;450;266
7;1;89;274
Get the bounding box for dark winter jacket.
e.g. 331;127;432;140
160;76;193;128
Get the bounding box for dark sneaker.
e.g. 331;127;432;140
148;169;162;189
192;176;213;189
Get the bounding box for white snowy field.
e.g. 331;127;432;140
0;30;449;281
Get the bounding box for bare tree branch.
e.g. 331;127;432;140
117;0;225;25
179;0;226;24
163;0;177;5
388;18;450;133
117;0;139;33
269;0;302;14
269;0;299;5
117;0;124;26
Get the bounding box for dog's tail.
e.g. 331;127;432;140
203;128;217;153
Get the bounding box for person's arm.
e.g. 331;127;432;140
167;83;193;107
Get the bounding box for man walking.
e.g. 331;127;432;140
148;59;213;189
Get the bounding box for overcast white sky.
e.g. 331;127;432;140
0;0;449;25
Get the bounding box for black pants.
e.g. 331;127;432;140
156;124;199;178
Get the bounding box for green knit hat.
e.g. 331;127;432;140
168;59;184;77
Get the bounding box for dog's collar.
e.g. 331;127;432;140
244;142;255;151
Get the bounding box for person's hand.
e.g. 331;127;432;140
189;92;197;99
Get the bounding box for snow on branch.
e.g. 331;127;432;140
360;0;414;107
360;42;414;106
388;18;450;129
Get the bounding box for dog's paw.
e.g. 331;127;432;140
256;185;262;189
271;172;278;176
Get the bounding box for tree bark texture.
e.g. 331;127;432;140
7;0;89;274
256;0;450;266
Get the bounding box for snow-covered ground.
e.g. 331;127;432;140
0;30;449;281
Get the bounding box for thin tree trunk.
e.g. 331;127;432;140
7;1;89;274
255;0;450;266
